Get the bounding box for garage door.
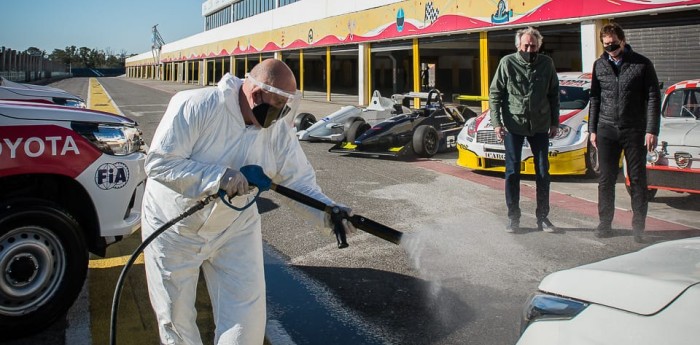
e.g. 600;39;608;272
616;11;700;89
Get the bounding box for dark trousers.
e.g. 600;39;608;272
596;125;648;231
504;131;551;221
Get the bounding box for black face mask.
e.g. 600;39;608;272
252;103;274;128
519;51;537;63
604;44;621;53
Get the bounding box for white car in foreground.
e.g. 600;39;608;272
517;237;700;345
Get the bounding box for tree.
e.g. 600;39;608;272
24;47;45;58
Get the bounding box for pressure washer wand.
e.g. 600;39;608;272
270;183;403;248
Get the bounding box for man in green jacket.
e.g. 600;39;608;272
489;26;560;233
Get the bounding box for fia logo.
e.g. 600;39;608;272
95;162;129;190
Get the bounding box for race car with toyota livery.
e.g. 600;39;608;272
625;79;700;199
0;100;146;338
329;89;467;158
456;72;598;176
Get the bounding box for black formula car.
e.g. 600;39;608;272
329;89;468;158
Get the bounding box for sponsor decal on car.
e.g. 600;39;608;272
485;151;506;160
1;135;79;158
95;162;129;189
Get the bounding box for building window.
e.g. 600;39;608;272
279;0;299;7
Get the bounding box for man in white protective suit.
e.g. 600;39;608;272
142;58;354;345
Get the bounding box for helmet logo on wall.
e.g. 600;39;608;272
491;0;513;24
347;19;357;40
396;8;405;32
424;1;439;25
308;29;314;44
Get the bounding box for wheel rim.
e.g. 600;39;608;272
0;226;65;316
425;131;438;153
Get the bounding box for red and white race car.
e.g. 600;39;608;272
0;100;146;338
0;76;86;108
626;79;700;199
457;72;598;176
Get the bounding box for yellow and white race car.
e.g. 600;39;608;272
456;72;598;176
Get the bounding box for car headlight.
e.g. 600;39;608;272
72;122;145;155
552;124;572;140
647;150;660;164
647;141;668;165
65;99;87;108
521;293;589;334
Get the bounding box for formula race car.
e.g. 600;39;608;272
456;72;598;176
0;76;86;108
295;90;410;142
329;89;467;158
625;79;700;199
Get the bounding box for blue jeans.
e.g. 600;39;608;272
504;131;551;221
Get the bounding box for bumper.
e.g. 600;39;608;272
643;165;700;194
75;152;147;238
457;145;588;175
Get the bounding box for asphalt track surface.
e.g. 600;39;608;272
7;76;700;345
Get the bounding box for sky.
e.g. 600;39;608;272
1;0;204;55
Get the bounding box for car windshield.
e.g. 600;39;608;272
662;88;700;119
559;86;589;110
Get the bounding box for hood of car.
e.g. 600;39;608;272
0;82;82;101
659;120;700;147
538;237;700;315
0;101;135;125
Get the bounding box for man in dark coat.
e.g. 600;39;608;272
588;22;660;243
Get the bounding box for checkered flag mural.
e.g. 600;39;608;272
425;1;439;24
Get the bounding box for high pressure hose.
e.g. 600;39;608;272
110;180;403;344
109;192;222;345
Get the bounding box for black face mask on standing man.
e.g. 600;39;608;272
604;44;621;53
519;51;538;63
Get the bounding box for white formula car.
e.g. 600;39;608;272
295;90;410;142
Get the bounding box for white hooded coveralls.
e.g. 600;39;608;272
142;73;332;345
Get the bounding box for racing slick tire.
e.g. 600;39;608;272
413;125;439;158
346;120;370;143
585;141;601;178
0;198;88;340
294;112;316;131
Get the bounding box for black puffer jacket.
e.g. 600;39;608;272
589;45;661;135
